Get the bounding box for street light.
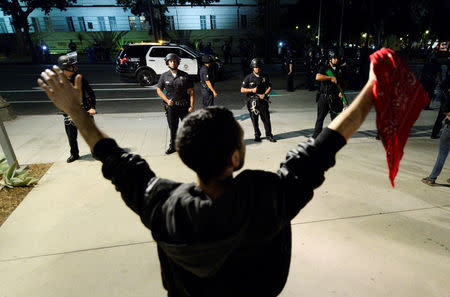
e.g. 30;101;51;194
425;30;430;34
295;25;299;30
307;24;311;29
361;32;367;38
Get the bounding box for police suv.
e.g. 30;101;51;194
116;41;202;86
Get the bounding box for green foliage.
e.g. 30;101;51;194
89;31;129;52
0;160;38;190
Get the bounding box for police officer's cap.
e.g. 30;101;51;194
250;58;264;68
57;54;77;70
164;53;181;65
202;55;213;63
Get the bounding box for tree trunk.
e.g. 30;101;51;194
147;0;159;41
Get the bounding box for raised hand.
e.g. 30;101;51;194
37;65;83;115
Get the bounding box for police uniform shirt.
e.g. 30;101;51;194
199;65;214;87
157;70;193;102
242;73;272;97
285;57;294;71
69;74;96;111
318;65;342;95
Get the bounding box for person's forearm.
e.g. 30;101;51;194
327;80;374;140
68;107;107;150
206;81;216;93
157;88;170;103
264;87;272;95
316;73;332;81
189;89;194;107
240;87;254;94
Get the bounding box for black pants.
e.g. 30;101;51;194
247;98;273;138
201;88;214;107
312;93;342;138
306;71;315;90
166;105;189;148
287;73;294;91
64;118;79;157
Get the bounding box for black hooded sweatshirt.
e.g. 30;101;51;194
93;128;346;297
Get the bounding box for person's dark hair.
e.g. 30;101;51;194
176;107;243;183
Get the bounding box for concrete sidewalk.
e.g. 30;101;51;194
0;91;449;297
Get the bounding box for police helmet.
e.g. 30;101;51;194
250;58;264;68
58;53;77;70
328;50;339;59
164;53;181;65
202;54;213;63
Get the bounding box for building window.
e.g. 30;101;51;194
32;17;41;33
241;15;247;29
66;17;75;32
87;22;93;30
44;17;54;32
200;15;206;30
109;16;117;31
78;17;86;31
139;16;148;31
0;18;7;34
98;17;106;31
210;15;216;30
128;16;137;30
167;16;175;30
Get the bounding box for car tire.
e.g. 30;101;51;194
137;69;156;86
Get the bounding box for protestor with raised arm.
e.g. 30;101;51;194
38;52;404;296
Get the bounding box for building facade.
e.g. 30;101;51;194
0;0;295;34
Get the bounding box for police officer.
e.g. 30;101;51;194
312;50;345;139
285;50;294;92
156;53;195;154
57;53;96;162
304;49;317;91
199;55;218;107
241;58;276;142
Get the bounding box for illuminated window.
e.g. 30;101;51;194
140;16;148;30
210;15;216;29
167;16;175;30
78;17;86;31
98;17;106;31
66;17;75;32
200;15;206;30
129;16;137;30
44;17;54;32
109;17;117;31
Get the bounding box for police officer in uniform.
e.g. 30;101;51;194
57;53;96;162
241;58;276;142
199;55;218;107
157;53;195;154
285;50;294;92
312;50;345;139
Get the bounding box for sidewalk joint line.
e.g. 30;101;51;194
291;205;446;226
0;240;155;263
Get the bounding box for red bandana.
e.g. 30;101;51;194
370;48;429;187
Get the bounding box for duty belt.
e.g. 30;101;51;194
172;100;189;107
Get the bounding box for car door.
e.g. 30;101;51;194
176;48;198;75
147;47;174;74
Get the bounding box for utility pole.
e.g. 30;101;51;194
317;0;322;46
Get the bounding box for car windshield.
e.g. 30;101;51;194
180;45;201;58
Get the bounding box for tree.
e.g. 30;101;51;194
0;0;77;56
117;0;219;41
